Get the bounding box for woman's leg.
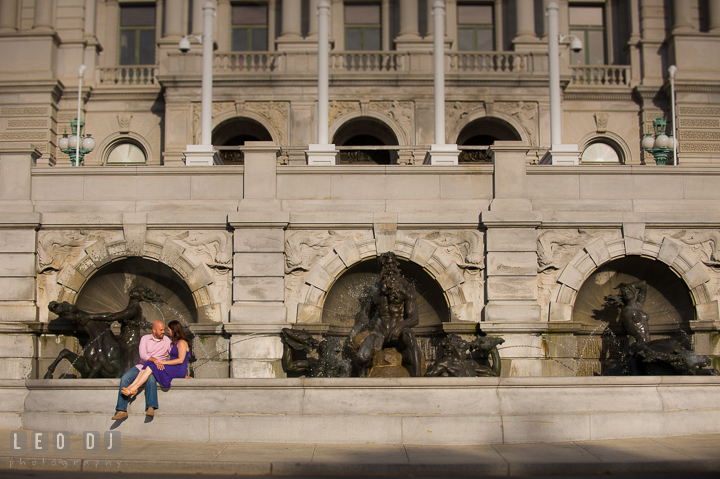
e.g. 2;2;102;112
125;367;155;393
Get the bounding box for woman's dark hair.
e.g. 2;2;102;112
167;320;190;345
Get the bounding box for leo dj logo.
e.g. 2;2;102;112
10;431;121;452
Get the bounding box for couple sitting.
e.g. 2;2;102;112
111;320;189;420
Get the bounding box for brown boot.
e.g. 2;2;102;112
146;407;155;417
111;410;128;420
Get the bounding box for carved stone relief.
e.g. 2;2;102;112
284;230;374;323
329;101;360;124
446;101;484;137
494;101;538;145
245;101;288;144
594;113;609;133
537;228;621;322
369;100;413;134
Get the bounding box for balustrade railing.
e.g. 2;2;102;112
97;66;157;86
329;52;408;72
446;52;532;73
570;65;631;87
214;52;282;73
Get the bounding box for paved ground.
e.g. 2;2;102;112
1;429;719;476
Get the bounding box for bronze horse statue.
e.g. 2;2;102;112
44;285;164;379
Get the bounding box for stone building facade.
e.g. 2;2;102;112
0;0;719;379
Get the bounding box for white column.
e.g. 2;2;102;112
541;1;579;165
306;0;337;165
184;1;219;165
280;0;302;38
710;0;720;33
433;0;445;146
398;0;419;38
201;1;214;147
514;0;536;42
0;0;19;32
308;0;319;37
547;2;561;147
672;0;695;33
425;1;459;165
33;0;53;31
317;0;329;144
164;0;185;40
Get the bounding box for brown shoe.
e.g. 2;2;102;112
146;407;155;417
111;410;128;420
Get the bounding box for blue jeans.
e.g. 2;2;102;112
115;367;158;412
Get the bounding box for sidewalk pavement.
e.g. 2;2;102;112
1;429;720;476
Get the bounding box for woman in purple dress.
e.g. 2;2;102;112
122;320;190;397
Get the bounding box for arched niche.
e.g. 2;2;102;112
455;116;522;163
321;257;450;329
75;258;198;326
573;256;695;335
332;116;400;165
212;116;274;164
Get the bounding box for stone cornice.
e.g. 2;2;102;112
0;80;64;102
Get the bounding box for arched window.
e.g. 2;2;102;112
333;117;399;165
105;141;147;165
580;140;622;164
456;117;522;163
212;117;273;164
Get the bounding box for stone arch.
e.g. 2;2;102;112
450;111;529;146
211;113;279;144
548;230;717;323
330;111;408;146
295;235;475;325
53;236;221;323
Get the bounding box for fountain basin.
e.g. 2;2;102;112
4;377;720;445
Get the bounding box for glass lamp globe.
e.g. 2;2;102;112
641;135;655;150
655;134;670;148
58;136;69;150
68;136;79;149
82;135;95;151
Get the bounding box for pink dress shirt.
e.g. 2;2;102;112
136;334;172;370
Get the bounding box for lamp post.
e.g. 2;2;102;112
58;118;95;166
59;65;94;166
641;116;676;166
669;65;678;165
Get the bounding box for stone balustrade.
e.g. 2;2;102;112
96;66;158;86
570;65;632;87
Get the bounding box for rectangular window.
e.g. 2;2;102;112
345;3;381;51
119;5;156;65
232;3;268;51
569;5;606;65
457;3;494;51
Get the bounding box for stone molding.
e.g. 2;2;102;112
551;228;716;322
328;108;410;146
50;235;221;323
296;231;475;324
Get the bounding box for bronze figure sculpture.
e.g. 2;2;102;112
44;285;164;379
427;333;504;377
281;328;351;378
353;253;424;377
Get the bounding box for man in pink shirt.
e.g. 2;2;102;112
112;320;171;420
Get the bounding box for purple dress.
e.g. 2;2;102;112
144;341;188;388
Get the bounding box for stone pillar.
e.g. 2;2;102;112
308;0;319;37
276;0;305;50
513;0;537;47
710;0;720;34
0;0;19;33
191;0;204;36
33;0;53;31
397;0;419;38
672;0;695;33
164;0;184;41
228;142;289;378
